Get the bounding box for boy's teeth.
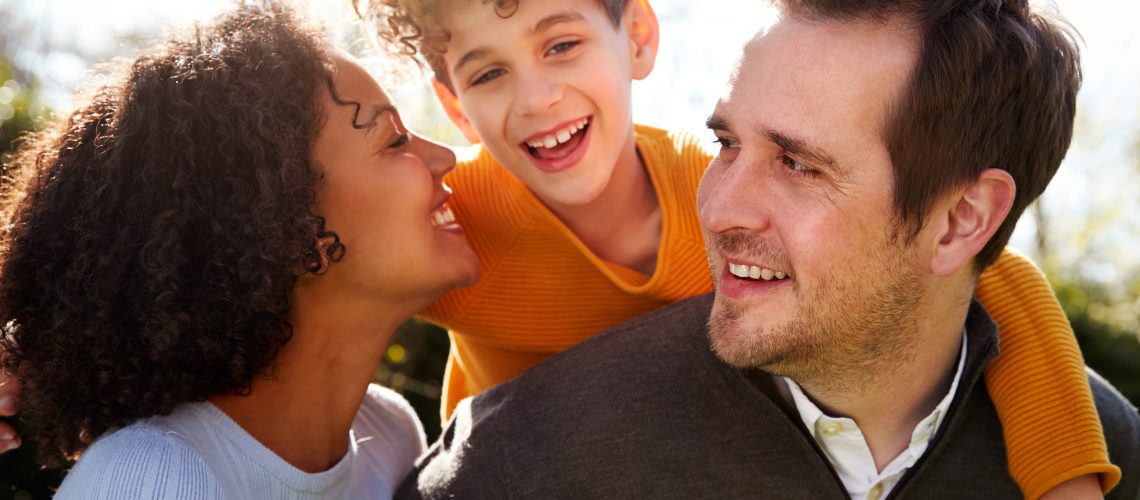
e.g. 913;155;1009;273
728;262;789;282
526;118;589;149
431;205;456;228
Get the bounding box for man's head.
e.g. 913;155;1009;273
366;0;659;207
697;0;1080;382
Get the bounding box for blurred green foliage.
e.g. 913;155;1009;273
1054;278;1140;404
0;61;43;175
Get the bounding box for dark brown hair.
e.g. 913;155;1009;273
359;0;629;90
778;0;1081;269
0;3;345;466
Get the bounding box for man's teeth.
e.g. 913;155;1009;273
431;205;456;228
728;262;788;281
526;118;589;149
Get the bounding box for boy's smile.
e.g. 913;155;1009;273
435;0;659;209
521;116;592;173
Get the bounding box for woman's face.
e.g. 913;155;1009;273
309;54;479;312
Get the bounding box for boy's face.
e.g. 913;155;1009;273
436;0;657;207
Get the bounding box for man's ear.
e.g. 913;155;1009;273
929;168;1016;277
431;79;481;144
625;0;660;81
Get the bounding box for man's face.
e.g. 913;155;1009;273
698;16;928;382
438;0;644;208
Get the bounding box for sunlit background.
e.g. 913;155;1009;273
1;0;1138;496
4;0;1138;295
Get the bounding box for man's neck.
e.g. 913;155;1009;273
793;306;968;471
542;132;662;275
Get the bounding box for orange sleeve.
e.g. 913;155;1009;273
976;248;1120;499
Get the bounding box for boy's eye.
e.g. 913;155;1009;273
471;68;505;87
546;40;580;57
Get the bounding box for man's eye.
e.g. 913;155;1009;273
712;137;740;149
546;40;580;56
779;155;819;176
471;68;505;87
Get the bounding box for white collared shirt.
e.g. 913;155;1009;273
782;332;968;500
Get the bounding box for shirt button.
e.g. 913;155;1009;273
868;482;884;500
820;422;843;436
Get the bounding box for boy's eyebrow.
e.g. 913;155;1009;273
531;12;586;35
453;48;489;76
452;12;587;76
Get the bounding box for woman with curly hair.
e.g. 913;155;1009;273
0;3;478;498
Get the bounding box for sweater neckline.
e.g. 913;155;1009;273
181;401;358;494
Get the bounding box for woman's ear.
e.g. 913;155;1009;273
432;79;481;144
929;168;1016;277
626;0;660;81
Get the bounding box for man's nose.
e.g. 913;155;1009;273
698;155;773;236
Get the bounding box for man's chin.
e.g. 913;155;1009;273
707;299;782;369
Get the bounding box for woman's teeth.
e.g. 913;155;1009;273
431;205;456;228
526;118;589;149
729;262;788;281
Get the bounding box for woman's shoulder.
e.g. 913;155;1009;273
351;384;427;484
356;384;426;452
55;418;223;500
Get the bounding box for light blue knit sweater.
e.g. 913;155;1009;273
54;384;425;499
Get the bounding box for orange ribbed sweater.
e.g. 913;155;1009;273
419;125;1117;498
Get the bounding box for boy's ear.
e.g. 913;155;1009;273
928;168;1016;277
625;0;660;81
431;79;482;144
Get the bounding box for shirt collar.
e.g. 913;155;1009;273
780;330;968;499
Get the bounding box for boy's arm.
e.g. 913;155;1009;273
976;247;1119;500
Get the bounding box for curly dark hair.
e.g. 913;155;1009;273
0;3;347;466
357;0;628;90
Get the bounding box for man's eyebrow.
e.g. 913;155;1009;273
705;113;730;132
767;130;845;176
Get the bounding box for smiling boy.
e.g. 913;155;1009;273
364;0;1117;496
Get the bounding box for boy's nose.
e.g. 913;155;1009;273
513;70;563;116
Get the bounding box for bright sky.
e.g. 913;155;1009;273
6;0;1140;291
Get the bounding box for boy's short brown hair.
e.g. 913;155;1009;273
359;0;629;90
777;0;1081;270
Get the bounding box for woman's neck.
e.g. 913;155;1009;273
210;294;406;473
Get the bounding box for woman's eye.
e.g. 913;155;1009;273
388;133;410;149
470;68;505;87
547;40;580;56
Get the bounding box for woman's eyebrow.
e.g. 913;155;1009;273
356;104;397;130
